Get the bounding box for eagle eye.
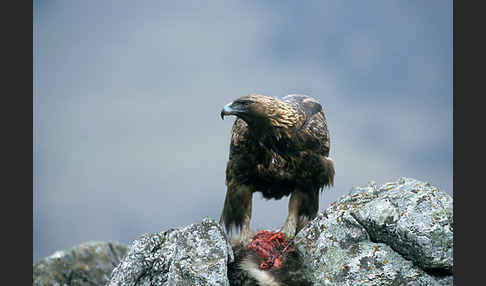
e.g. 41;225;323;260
236;99;252;106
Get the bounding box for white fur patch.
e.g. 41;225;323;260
240;257;281;286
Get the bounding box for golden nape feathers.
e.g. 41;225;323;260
245;94;303;129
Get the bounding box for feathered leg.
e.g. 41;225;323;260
297;189;319;233
281;189;319;239
220;184;253;245
280;191;304;239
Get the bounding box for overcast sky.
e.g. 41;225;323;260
33;0;452;262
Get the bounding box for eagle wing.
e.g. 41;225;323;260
281;94;330;157
221;118;269;232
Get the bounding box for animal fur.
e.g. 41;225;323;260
219;94;335;241
227;233;312;286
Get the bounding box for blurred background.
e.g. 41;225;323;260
33;0;452;262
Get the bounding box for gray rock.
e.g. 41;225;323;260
351;177;453;273
294;177;453;285
107;217;233;286
33;240;128;286
34;177;453;286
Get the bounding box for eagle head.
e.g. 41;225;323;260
220;94;300;129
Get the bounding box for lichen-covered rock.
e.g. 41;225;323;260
351;177;453;273
294;177;453;285
33;240;128;286
107;217;233;286
34;178;453;286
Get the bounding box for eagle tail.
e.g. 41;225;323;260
319;156;335;188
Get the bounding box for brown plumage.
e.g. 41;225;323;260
219;94;335;243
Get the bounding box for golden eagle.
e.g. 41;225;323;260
219;94;335;243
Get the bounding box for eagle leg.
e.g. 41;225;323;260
281;189;319;239
220;184;253;245
240;204;252;245
280;191;303;239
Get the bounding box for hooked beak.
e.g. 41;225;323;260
220;101;237;120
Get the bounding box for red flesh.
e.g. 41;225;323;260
248;230;292;269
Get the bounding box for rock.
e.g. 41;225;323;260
34;177;453;286
107;217;233;286
33;240;128;286
351;177;453;273
295;177;453;285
